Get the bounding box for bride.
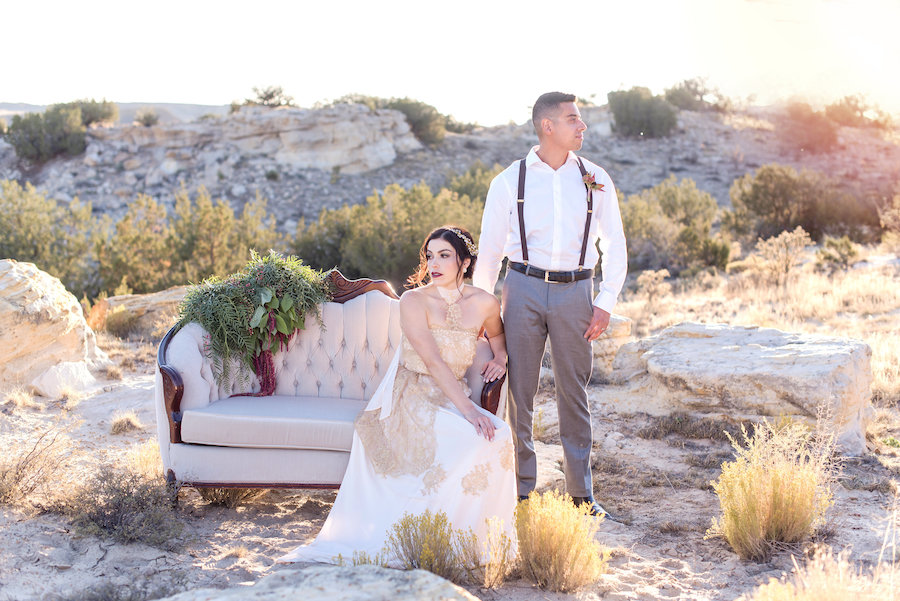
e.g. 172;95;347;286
278;225;517;564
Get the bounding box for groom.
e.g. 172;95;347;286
473;92;627;517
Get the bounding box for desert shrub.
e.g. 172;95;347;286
446;160;504;203
444;114;476;133
824;95;891;130
707;420;837;561
2;386;39;412
196;487;268;508
294;182;482;288
60;464;182;548
636;268;672;307
622;175;727;272
55;99;118;126
104;306;141;339
0;180;100;297
608;86;677;138
516;490;610;592
385;509;463;581
664;77;732;112
98;194;174;294
265;169;279;181
110;410;143;435
6;105;86;161
780;102;837;154
879;187;900;251
0;426;68;506
724;164;877;242
246;85;295;107
815;235;858;273
454;516;515;588
739;548;895;601
135;108;159;127
755;227;814;287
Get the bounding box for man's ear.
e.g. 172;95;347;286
541;117;553;137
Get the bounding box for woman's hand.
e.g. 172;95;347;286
481;358;506;383
464;409;496;441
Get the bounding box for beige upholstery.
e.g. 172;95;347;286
155;290;508;487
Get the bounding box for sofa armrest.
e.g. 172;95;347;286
158;324;185;443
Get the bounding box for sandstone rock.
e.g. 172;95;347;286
31;361;98;398
155;565;478;601
593;314;633;375
612;322;873;455
0;260;108;394
88;286;187;337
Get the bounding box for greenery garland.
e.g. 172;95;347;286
176;250;332;392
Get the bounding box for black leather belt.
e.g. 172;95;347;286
509;262;592;283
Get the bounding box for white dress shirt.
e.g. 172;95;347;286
473;146;627;314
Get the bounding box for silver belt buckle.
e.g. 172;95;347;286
544;270;552;283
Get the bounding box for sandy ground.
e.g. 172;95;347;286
2;353;897;601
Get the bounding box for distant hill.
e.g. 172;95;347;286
0;102;229;124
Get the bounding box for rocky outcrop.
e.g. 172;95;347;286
0;260;108;396
88;286;187;338
611;322;873;455
156;565;478;601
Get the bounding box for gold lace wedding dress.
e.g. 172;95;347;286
278;298;517;564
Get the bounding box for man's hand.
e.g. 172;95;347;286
584;306;611;341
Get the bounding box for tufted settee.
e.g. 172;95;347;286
155;273;506;491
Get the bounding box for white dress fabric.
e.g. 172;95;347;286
277;298;518;565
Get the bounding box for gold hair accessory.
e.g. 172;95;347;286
446;228;478;257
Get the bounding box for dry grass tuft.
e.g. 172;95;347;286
384;509;463;581
0;426;69;507
638;412;744;442
707;420;838;561
57;464;182;548
110;410;143;435
197;487;268;508
456;516;516;588
127;439;162;480
103;364;123;381
516;490;610;592
739;542;898;601
532;408;551;442
2;386;40;412
222;545;249;559
57;387;82;411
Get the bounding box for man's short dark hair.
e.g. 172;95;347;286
532;92;577;134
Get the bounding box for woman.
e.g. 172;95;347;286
278;226;517;564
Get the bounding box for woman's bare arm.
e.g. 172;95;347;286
399;291;496;440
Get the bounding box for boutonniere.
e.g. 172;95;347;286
583;172;605;193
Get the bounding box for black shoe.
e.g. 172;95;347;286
572;496;617;521
518;494;530;502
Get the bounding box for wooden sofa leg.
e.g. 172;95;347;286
166;469;181;507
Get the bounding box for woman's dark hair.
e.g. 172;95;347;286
406;225;477;288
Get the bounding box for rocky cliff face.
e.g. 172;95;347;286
1;103;897;235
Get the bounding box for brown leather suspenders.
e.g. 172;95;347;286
516;157;594;269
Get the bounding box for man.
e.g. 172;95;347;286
472;92;627;517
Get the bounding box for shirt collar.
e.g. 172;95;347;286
526;146;579;169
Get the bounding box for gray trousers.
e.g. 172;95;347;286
501;269;594;497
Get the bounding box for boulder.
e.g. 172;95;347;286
593;313;633;376
0;260;108;395
88;286;187;338
611;322;873;455
155;565;478;601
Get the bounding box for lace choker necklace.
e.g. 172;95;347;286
435;286;463;305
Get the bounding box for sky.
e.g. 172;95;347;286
3;0;899;126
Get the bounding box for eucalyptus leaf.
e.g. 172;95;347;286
249;306;266;328
259;287;273;304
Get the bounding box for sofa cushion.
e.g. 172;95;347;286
180;395;367;452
